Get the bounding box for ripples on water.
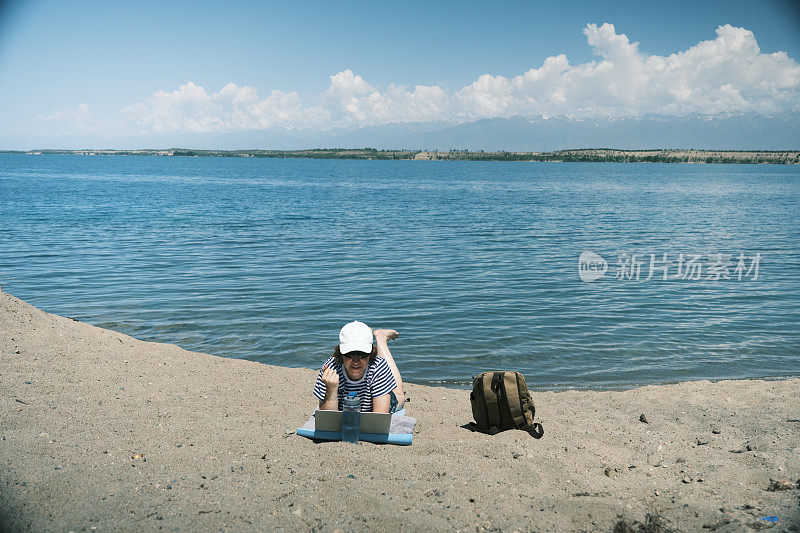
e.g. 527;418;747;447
1;154;798;389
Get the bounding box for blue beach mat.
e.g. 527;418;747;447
297;409;416;445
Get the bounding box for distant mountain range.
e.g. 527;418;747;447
283;112;800;152
6;112;799;151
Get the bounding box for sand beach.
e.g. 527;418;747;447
1;290;799;532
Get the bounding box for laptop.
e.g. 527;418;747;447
314;410;393;434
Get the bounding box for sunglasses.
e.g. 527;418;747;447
342;351;371;362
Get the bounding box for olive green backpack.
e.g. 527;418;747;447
469;371;544;438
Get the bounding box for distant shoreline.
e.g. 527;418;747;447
2;148;799;164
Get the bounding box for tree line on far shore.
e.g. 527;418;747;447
4;148;799;164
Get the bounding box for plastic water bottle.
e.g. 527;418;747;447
342;393;360;444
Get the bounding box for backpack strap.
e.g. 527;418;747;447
482;372;502;431
526;422;544;439
524;394;536;426
467;421;500;435
502;372;527;428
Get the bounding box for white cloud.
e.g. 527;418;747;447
48;24;800;135
453;23;800;119
321;70;452;126
119;82;324;133
35;103;96;131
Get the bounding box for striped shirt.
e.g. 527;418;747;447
313;356;396;412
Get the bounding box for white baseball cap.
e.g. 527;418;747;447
339;321;373;354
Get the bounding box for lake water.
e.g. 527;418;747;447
1;154;798;389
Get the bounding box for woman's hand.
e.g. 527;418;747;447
373;329;398;342
321;364;339;394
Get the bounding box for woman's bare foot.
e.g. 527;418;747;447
373;329;398;342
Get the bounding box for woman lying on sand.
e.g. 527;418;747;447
313;321;406;413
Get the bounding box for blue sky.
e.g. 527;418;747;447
0;0;798;148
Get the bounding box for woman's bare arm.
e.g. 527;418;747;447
372;393;391;413
318;364;340;410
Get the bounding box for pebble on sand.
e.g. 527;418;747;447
766;478;797;492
